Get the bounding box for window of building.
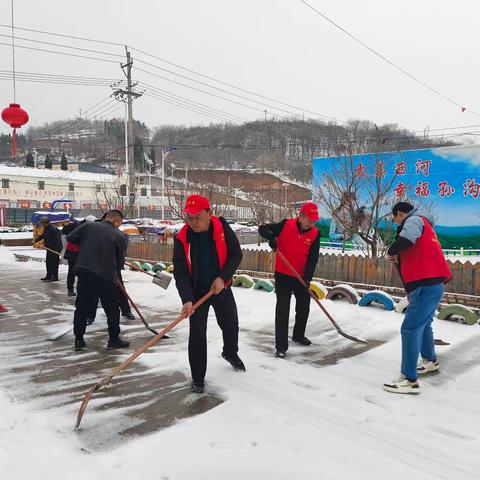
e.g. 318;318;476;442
69;183;75;192
95;184;101;193
140;188;147;197
38;181;45;190
1;178;9;189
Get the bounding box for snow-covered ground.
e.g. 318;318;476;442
1;245;480;480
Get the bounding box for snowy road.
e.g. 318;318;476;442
1;246;480;480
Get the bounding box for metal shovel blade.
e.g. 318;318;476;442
152;270;172;290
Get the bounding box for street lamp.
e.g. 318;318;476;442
161;147;176;221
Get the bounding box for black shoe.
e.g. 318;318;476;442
191;380;205;394
50;277;59;282
74;337;86;351
292;336;312;346
122;312;135;320
275;350;286;359
41;277;51;281
86;317;95;325
221;352;246;372
67;289;76;297
107;337;130;350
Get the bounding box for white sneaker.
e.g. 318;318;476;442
417;358;440;375
383;375;420;394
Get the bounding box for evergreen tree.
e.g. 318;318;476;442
133;138;144;172
60;152;68;170
149;147;156;173
44;154;52;169
26;152;34;167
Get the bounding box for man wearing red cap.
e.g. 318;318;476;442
173;194;245;393
259;202;320;358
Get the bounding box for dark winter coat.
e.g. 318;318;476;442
62;221;81;261
34;223;62;252
67;221;126;283
173;217;242;304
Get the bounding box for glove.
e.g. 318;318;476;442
268;238;277;251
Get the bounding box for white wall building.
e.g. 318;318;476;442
0;165;121;210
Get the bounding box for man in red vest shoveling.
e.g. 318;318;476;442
173;194;246;394
259;202;321;358
384;202;451;394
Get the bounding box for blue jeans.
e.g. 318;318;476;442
401;283;444;381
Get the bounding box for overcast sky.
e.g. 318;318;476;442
1;0;479;137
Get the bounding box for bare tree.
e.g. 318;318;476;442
314;144;400;259
92;176;138;216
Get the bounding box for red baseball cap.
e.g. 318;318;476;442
299;202;320;221
183;194;211;215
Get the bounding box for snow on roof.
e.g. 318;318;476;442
0;165;116;182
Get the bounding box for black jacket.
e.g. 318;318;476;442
35;223;62;252
258;219;320;282
67;221;126;283
173;217;242;304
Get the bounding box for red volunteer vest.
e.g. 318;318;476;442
65;241;80;253
275;218;318;277
176;216;228;276
399;217;451;284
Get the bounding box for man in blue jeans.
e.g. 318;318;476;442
384;202;451;394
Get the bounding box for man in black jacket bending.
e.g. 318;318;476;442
67;210;129;351
173;194;245;393
34;217;63;282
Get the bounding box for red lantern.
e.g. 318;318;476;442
1;103;29;156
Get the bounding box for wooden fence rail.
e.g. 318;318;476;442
127;242;480;297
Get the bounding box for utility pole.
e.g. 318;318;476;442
112;48;143;217
125;48;135;216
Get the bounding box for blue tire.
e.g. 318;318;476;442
358;290;395;311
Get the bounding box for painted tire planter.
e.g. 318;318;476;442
166;265;174;273
395;296;409;314
326;284;360;304
142;262;153;272
309;281;328;300
358;290;395;311
233;274;255;289
151;262;166;273
129;261;142;271
253;279;275;292
436;304;479;326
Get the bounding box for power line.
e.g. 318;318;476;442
144;93;243;126
0;75;116;87
140;82;251;123
0;41;118;63
130;46;338;121
46;97;119;136
0;33;124;58
297;0;480;117
135;57;329;120
0;69;118;83
0;23;340;122
136;66;269;115
0;23;124;47
5;67;479;140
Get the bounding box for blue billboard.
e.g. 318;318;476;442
313;145;480;247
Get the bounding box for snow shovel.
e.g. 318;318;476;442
125;261;172;290
116;280;161;335
74;289;214;431
33;242;62;258
275;249;368;345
